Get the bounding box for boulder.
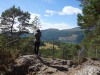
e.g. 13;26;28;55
67;60;73;67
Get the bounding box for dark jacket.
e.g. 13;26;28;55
34;31;41;42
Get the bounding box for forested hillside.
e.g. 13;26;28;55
20;27;84;44
41;27;84;43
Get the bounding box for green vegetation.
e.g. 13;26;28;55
77;0;100;59
0;6;36;66
41;27;84;44
40;41;81;60
0;0;100;68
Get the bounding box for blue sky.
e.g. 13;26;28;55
0;0;82;30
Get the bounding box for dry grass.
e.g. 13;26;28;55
40;43;60;50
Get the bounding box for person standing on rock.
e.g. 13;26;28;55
34;29;41;55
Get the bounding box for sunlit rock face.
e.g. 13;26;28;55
2;55;100;75
74;65;100;75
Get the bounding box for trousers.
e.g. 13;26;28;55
34;41;40;55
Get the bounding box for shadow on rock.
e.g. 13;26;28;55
37;56;68;71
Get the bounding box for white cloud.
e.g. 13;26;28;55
41;22;74;30
59;6;82;15
45;6;82;16
30;12;41;23
45;10;57;16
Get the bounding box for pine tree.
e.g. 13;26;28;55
77;0;100;58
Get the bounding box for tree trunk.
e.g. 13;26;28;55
10;18;14;45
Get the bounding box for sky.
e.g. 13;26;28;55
0;0;82;30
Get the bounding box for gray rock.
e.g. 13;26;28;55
74;65;100;75
62;60;67;65
15;55;40;66
28;65;40;72
67;60;73;67
44;67;57;74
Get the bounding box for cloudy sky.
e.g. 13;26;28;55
0;0;82;30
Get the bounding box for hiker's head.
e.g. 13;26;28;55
37;29;40;32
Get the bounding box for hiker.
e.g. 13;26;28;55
34;29;41;55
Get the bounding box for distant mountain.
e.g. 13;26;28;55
20;27;84;44
41;27;84;44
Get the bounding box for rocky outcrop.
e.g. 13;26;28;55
74;65;100;75
2;55;100;75
68;59;100;75
4;55;69;75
